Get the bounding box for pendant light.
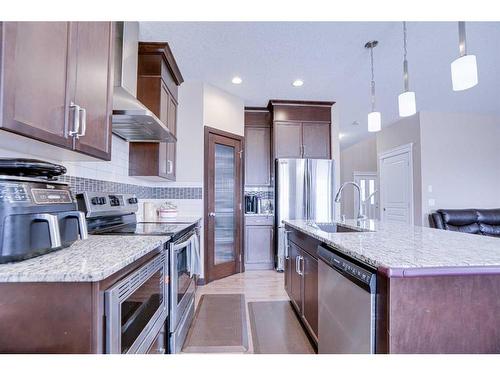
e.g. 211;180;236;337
398;22;417;117
451;21;478;91
365;40;381;132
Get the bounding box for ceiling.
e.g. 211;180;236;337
139;22;500;148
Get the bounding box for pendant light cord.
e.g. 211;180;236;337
403;21;409;92
369;45;376;112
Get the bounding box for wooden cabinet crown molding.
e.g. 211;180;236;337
244;107;271;127
138;42;184;85
269;100;335;123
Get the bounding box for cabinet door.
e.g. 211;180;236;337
302;122;331;159
284;247;292;297
245;127;271;186
289;242;303;313
244;225;274;270
302;250;319;340
70;22;113;160
166;95;177;180
274;122;302;158
0;22;73;148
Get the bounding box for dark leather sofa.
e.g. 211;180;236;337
430;209;500;237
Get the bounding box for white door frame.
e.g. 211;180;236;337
352;171;379;220
378;143;414;225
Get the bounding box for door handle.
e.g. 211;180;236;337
78;107;87;137
69;102;80;137
208;212;216;217
33;214;62;248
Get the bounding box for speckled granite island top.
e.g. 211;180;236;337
284;219;500;277
0;235;169;283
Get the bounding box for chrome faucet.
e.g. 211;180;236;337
335;181;366;221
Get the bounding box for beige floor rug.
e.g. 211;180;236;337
182;293;248;353
248;300;316;354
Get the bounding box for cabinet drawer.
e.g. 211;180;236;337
245;215;274;226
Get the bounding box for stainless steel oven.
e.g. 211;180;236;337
169;229;197;353
105;251;168;354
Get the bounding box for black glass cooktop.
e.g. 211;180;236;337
97;222;194;236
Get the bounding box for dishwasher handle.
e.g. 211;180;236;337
317;245;376;293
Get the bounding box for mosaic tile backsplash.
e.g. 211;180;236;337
58;175;202;200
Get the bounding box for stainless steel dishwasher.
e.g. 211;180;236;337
317;245;377;354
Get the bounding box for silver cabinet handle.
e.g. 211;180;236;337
58;211;88;240
167;160;173;174
302;145;306;157
69;102;80;137
33;214;62;248
297;256;304;276
78;107;87;137
295;255;300;274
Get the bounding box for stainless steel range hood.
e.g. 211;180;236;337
112;22;176;143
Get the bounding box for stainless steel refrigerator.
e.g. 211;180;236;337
275;158;335;271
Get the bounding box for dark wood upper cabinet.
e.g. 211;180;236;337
0;22;73;149
130;42;183;181
269;100;335;160
70;22;114;160
302;122;331;159
0;22;114;160
244;108;272;186
245;127;271;186
274;121;302;158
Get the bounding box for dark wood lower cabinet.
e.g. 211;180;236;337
302;250;318;340
289;241;302;312
285;234;319;344
0;248;162;353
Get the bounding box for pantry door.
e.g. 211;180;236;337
204;127;244;283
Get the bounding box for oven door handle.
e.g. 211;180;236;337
173;235;196;252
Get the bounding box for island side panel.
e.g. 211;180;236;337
0;282;97;353
388;274;500;353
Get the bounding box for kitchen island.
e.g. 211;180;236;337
283;219;500;354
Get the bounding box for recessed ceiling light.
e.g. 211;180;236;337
292;79;304;87
232;76;242;84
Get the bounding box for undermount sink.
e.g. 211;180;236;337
312;222;370;233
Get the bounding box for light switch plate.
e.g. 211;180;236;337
428;198;436;207
428;185;433;193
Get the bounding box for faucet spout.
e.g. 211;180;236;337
335;181;366;221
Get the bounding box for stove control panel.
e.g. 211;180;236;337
77;192;139;217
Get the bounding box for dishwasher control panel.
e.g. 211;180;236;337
317;246;376;287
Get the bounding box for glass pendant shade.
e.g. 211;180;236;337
398;91;417;117
367;111;381;132
451;54;478;91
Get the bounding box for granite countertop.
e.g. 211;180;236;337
0;235;170;283
145;216;202;224
283;219;500;277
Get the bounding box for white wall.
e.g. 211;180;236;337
203;83;245;136
331;107;342;220
419;111;500;225
376;114;423;225
339;136;377;219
